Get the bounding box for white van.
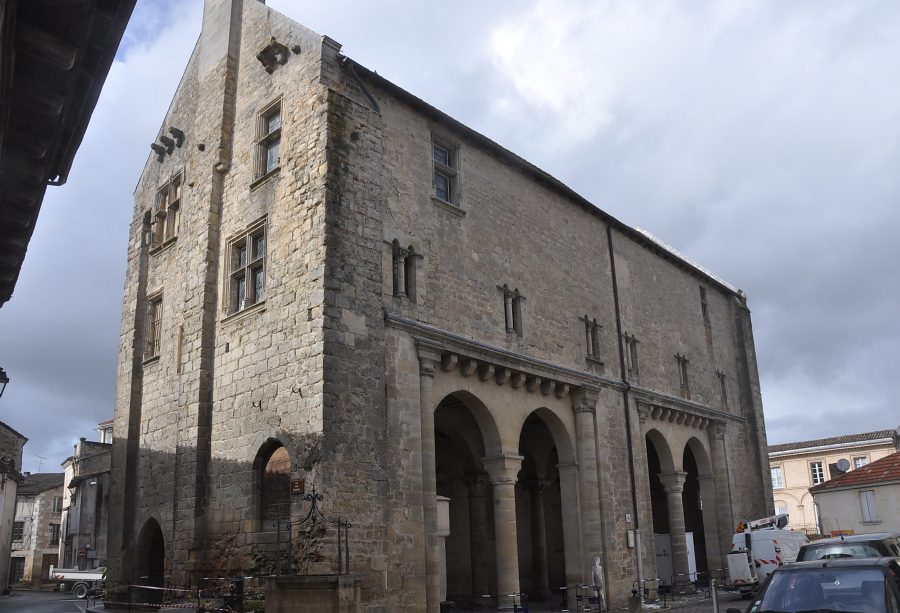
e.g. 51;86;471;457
725;514;808;595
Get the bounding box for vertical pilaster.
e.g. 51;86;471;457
709;422;734;565
558;462;582;610
572;387;604;580
658;471;692;593
697;475;722;573
466;474;492;600
483;454;523;606
416;342;442;612
530;480;552;598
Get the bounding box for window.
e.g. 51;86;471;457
228;220;266;314
810;461;825;485
500;284;524;336
859;490;879;523
391;240;417;302
853;456;868;469
12;521;24;542
717;369;728;407
52;496;63;513
583;316;601;359
9;557;24;583
676;353;690;399
771;466;785;489
256;100;282;178
775;502;789;516
700;286;710;326
624;334;640;379
149;172;182;247
145;294;162;360
432;138;457;203
49;523;60;545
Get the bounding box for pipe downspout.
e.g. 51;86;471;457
606;224;645;604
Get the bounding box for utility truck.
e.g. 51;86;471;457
724;514;808;597
49;565;105;599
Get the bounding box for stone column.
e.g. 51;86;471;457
658;471;693;593
417;343;442;612
437;496;452;602
466;474;492;602
709;422;734;567
697;475;723;573
483;454;524;606
529;480;553;599
572;388;604;579
557;462;582;611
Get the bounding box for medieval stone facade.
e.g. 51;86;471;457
109;1;774;610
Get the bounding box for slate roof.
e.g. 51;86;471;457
768;429;897;454
18;472;64;496
810;451;900;493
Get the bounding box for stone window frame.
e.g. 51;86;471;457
144;291;163;362
675;353;690;399
49;522;60;545
624;333;640;380
582;315;603;364
51;495;63;514
716;369;728;408
255;97;282;181
147;170;183;252
391;239;418;303
225;217;267;316
430;131;464;215
499;284;525;337
699;285;711;326
12;520;24;542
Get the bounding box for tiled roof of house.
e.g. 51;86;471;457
97;418;113;426
768;429;897;453
18;472;64;496
810;451;900;493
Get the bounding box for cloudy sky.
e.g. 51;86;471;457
2;0;899;473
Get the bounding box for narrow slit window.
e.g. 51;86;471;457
145;295;163;359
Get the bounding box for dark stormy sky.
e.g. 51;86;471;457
2;0;899;474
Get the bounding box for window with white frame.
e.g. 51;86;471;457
853;456;868;469
771;466;785;489
432;138;457;203
52;496;63;513
256;100;282;178
775;502;789;516
859;490;879;523
149;172;182;247
810;461;825;485
228;220;266;314
145;294;162;360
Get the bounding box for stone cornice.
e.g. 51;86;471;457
634;388;745;430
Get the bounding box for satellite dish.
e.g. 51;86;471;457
837;458;851;472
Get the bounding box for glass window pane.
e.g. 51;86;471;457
253;267;264;302
253;234;265;260
433;144;450;166
267;111;281;134
266;140;280;173
237;244;247;269
434;172;450;201
236;277;246;308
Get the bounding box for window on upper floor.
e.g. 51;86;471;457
810;461;825;485
853;456;868;469
716;369;728;408
145;294;163;361
49;523;60;545
146;172;183;249
227;219;266;314
500;284;524;337
583;316;601;359
12;521;24;542
52;496;63;513
624;334;640;380
391;240;417;303
676;353;690;399
432;138;458;204
700;286;710;326
859;490;879;523
256;99;282;179
771;466;785;489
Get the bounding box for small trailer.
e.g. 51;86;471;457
49;565;105;599
724;514;808;597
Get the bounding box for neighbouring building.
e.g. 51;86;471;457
0;421;27;595
108;1;773;610
9;473;64;587
811;451;900;535
59;423;112;569
768;428;900;536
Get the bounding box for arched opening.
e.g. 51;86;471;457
516;411;568;603
255;440;291;525
434;392;498;608
646;431;680;586
135;518;165;596
682;445;708;577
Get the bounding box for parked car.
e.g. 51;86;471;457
797;533;900;561
727;558;900;613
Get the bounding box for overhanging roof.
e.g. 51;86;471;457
0;0;136;306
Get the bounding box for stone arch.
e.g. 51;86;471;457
526;406;576;466
439;389;503;458
135;518;166;589
253;438;292;527
681;436;717;577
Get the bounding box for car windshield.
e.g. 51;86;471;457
756;568;886;613
799;544;886;561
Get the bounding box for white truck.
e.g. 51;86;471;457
49;565;105;598
724;514;808;596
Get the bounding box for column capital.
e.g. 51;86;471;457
636;403;651;425
571;386;599;415
464;473;492;497
710;420;727;440
658;470;688;494
482;454;523;485
526;478;554;496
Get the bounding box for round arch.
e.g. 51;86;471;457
438;390;503;458
524;407;576;466
684;437;713;478
646;429;676;474
135;518;166;588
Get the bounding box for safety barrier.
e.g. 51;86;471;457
92;575;266;612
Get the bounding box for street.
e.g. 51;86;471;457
0;590;90;613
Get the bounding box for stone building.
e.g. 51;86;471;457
768;428;900;536
0;421;27;595
9;473;64;587
58;423;112;569
109;1;773;610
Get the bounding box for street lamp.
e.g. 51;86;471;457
0;367;8;398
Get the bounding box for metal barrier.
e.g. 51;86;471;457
95;576;266;612
272;489;352;577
